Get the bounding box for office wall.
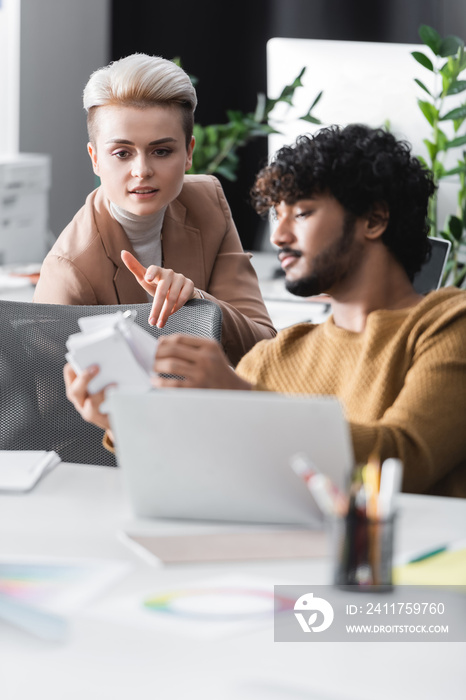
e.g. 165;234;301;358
111;0;271;251
19;0;110;239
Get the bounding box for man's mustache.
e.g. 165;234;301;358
277;247;303;261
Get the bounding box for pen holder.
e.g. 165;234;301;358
332;510;396;590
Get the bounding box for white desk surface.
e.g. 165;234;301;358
0;462;464;700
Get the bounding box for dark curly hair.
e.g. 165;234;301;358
251;124;436;280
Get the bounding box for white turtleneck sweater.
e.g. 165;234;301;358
110;202;166;301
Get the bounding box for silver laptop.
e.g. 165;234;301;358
107;389;354;527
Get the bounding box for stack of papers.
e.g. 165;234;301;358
66;310;158;394
0;450;61;492
119;529;329;565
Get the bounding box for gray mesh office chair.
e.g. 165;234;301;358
0;299;222;467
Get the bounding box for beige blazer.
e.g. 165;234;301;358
33;175;276;365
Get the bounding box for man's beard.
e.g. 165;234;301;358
285;212;361;297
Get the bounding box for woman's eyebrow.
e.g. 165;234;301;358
104;137;178;145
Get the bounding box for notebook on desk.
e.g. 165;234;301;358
107;389;353;527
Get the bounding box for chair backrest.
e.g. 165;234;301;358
0;299;222;467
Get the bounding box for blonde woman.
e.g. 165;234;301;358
34;53;275;365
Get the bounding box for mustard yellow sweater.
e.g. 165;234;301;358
236;288;466;498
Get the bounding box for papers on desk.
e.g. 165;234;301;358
86;575;295;640
0;556;131;641
394;540;466;586
94;528;328;640
0;450;61;492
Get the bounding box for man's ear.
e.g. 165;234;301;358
365;202;389;240
87;142;99;176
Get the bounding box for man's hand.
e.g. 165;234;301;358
63;363;114;441
121;250;198;328
153;335;253;390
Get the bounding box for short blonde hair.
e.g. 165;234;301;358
83;53;197;147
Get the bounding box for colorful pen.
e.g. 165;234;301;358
408;546;448;563
290;453;347;517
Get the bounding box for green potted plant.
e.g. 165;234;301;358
175;62;322;182
412;24;466;286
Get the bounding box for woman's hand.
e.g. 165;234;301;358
153;335;253;390
121;250;199;328
63;363;114;441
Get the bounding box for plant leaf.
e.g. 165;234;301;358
460;47;466;71
253;93;267;123
440;60;453;82
412;51;434;71
189;64;313;179
439;35;464;58
446;134;466;149
294;91;323;125
308;90;323;111
447;80;466;96
433;161;446;179
437;229;454;242
272;67;306;107
418;99;438;126
444;164;466;176
193;124;205;145
437;128;449;151
453;117;466;131
440;104;466;121
419;25;442;54
448;215;464;241
214;164;237;181
414;78;432;96
300;114;321;125
453;265;466;288
248;124;277;136
423;138;437;162
440;229;456;245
